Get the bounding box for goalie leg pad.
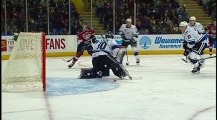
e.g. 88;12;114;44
80;68;102;79
111;64;127;78
117;48;126;64
102;67;110;76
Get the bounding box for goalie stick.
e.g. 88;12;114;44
113;76;142;82
119;64;132;80
181;55;216;63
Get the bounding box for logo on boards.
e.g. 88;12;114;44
139;36;151;49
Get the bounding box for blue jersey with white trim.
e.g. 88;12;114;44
182;26;207;48
92;38;120;58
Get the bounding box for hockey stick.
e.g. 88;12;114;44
181;55;188;63
101;34;105;41
119;64;132;80
181;55;216;63
199;55;216;60
62;57;73;62
113;76;142;81
181;58;188;63
107;52;133;80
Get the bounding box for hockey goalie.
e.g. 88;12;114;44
79;31;131;80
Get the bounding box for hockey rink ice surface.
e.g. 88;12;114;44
2;55;216;120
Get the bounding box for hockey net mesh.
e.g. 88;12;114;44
2;32;45;92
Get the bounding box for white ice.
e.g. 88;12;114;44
2;55;216;120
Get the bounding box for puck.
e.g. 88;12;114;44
126;63;129;65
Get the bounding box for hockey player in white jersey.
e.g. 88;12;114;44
79;31;131;79
179;21;208;73
188;16;205;34
118;18;140;65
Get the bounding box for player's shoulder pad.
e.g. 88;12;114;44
195;22;203;26
120;24;127;28
184;26;191;34
131;25;137;28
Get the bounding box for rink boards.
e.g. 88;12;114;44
1;34;216;60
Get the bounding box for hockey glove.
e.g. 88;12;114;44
183;40;192;52
183;50;190;56
182;40;188;49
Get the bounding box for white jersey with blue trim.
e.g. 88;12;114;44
188;22;205;34
119;24;138;41
92;38;120;58
182;26;207;48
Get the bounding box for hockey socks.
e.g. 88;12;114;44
134;52;140;65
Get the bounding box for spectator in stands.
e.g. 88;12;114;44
96;0;103;18
198;0;203;5
202;0;210;11
29;19;37;32
171;0;180;12
136;19;141;30
15;14;24;33
150;17;160;34
141;16;150;31
172;23;179;34
144;29;149;34
177;5;188;21
210;0;216;18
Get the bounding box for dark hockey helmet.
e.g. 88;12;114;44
82;21;88;25
105;31;114;39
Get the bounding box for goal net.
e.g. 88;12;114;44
2;32;46;92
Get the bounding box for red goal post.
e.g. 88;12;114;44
2;32;46;92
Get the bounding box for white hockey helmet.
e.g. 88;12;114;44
189;16;196;21
179;21;188;27
126;18;132;23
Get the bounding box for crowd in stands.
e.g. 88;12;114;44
1;0;216;35
1;0;81;35
96;0;188;34
197;0;216;19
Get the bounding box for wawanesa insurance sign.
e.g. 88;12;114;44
138;34;185;50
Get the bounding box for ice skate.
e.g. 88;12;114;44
68;62;75;68
191;67;200;73
136;58;140;65
191;63;201;73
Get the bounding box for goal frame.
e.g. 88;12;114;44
42;33;46;91
2;32;46;92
